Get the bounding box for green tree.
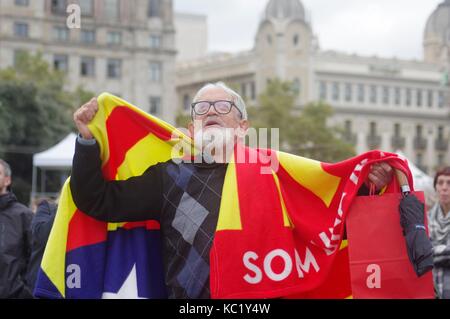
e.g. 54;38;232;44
287;102;356;163
247;79;355;162
175;110;191;128
0;52;93;203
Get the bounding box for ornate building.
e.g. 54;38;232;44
176;0;450;174
0;0;177;122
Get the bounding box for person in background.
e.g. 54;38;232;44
428;166;450;299
26;198;57;295
0;158;33;298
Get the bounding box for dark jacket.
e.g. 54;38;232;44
0;192;33;298
26;200;57;294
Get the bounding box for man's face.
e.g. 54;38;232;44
436;175;450;207
0;164;11;195
188;87;249;145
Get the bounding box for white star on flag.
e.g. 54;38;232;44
102;264;147;299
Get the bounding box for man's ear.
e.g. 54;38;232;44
188;122;195;137
239;119;250;132
5;176;11;188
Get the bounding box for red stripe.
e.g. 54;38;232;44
102;106;172;180
66;210;108;252
122;220;161;230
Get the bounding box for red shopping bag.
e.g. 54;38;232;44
346;191;435;299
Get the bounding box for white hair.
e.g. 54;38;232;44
193;82;248;120
0;159;11;177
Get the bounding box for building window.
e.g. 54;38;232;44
357;84;365;103
51;0;67;15
382;86;389;105
438;91;445;108
107;59;122;79
53;26;69;41
345;120;352;133
370;85;377;104
149;96;161;115
107;31;122;45
15;0;29;6
319;81;327;100
104;0;120;19
148;0;160;17
417;90;422;107
438;126;444;140
14;22;29;38
394;123;401;137
292;78;300;95
332;82;340;101
149;35;161;49
241;83;247;98
427;90;433;108
80;56;95;77
149;62;162;82
53;54;69;73
250;82;256;100
183;94;190;111
406;89;412;106
369;122;377;136
394;87;401;105
80;30;96;44
293;34;299;46
267;35;272;45
79;0;94;16
345;83;352;102
438;154;445;166
416;125;423;137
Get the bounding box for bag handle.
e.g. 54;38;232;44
395;169;411;197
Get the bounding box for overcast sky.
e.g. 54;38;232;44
174;0;443;60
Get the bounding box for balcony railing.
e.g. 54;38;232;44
391;136;406;149
435;139;449;152
343;132;357;145
366;135;382;149
413;137;428;150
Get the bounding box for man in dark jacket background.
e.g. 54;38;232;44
26;199;57;294
0;158;33;298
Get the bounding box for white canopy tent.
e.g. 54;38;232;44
31;133;77;201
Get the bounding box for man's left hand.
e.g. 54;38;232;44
367;162;394;191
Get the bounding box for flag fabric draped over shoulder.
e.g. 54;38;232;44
35;93;414;299
34;93;189;299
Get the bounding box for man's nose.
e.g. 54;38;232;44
206;103;219;116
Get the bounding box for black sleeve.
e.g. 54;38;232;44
70;140;164;222
21;209;33;298
31;201;56;247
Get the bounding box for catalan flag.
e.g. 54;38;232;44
35;93;413;299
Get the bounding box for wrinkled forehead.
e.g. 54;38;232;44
196;87;233;102
437;174;450;182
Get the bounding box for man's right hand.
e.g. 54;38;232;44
73;97;98;140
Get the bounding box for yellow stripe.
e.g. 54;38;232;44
277;151;341;207
272;171;294;228
91;93;192;169
41;179;77;298
115;133;178;180
339;239;348;250
216;161;242;231
107;223;127;231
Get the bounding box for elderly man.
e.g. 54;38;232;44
71;82;393;299
0;159;33;298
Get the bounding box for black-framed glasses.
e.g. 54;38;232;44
191;100;242;117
